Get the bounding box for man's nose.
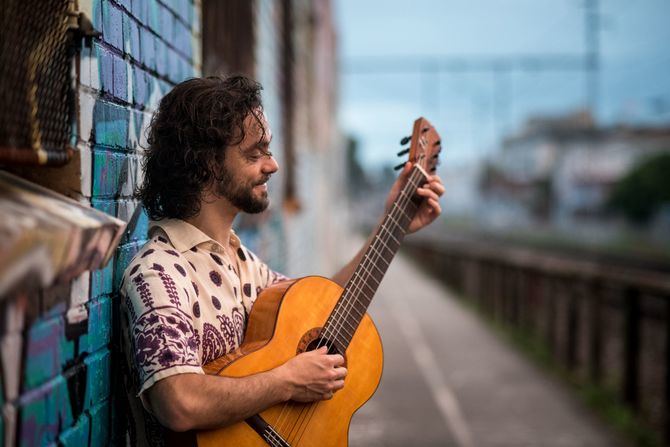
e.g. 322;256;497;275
262;155;279;174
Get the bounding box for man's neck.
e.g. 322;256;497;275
185;196;238;252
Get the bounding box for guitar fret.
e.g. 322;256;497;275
375;233;398;253
323;164;432;349
380;223;401;245
392;201;413;225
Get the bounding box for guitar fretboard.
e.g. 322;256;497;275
322;166;427;352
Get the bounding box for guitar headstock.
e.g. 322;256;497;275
395;117;441;175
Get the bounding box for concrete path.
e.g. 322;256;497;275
347;248;628;447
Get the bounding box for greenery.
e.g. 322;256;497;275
607;152;670;223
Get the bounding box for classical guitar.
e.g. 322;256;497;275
195;117;441;446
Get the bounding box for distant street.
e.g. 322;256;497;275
347;242;628;447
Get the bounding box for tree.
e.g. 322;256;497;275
607;152;670;223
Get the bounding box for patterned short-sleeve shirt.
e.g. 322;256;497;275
119;218;287;445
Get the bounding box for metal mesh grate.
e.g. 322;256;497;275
0;0;74;165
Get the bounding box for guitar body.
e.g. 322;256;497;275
196;276;384;447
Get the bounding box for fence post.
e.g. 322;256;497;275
589;280;603;384
623;286;640;410
566;279;579;371
545;276;557;355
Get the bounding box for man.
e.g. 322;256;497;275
120;75;444;444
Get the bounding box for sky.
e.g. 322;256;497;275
335;0;670;170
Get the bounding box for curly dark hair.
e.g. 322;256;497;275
137;75;264;220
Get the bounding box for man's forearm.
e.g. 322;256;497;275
146;369;289;432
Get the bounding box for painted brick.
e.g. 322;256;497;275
122;155;140;197
159;4;175;42
85;349;111;407
95;43;114;95
114;242;142;287
86;297;112;353
22;317;74;391
140;27;156;72
89;46;101;92
117;200;149;243
132;66;146;108
155;38;167;76
117;0;131;13
147;0;160;33
58;413;89;447
89;399;110;446
112;55;128;102
130;0;144;23
92;198;116;216
123;13;141;61
18;375;71;446
90;255;115;299
128;109;142;150
102;1;124;52
172;19;185;57
137;110;152;149
93;101;130;148
79;93;96;145
175;0;190;23
145;73;161;110
91;0;103;34
92;149;125;197
79;43;93;88
167;47;180;83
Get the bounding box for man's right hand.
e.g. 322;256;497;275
274;346;347;402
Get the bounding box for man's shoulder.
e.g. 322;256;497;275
120;234;184;288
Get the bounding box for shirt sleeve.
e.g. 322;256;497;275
246;248;290;289
122;259;204;395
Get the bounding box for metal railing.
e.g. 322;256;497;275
406;236;670;443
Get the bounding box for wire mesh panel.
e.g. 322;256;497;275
0;0;74;165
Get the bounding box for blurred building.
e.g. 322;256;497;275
0;0;343;444
479;110;670;233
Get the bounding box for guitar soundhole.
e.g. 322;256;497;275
297;327;346;365
305;337;339;355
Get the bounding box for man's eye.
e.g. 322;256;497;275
246;149;272;161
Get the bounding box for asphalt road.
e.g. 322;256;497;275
347;247;629;447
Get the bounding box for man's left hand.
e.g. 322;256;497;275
384;162;445;234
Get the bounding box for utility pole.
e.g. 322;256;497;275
585;0;601;120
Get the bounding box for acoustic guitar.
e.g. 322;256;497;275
196;117;441;446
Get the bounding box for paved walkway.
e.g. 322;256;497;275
347;246;629;447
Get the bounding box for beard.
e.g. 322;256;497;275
216;169;270;214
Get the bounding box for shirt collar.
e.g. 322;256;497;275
149;218;241;253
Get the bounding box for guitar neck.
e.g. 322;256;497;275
324;165;428;351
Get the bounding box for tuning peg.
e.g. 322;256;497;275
434;140;441;146
393;162;407;171
422;127;430;133
397;148;410;157
400;136;411;145
430;167;437;173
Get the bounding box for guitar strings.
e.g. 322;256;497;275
271;142;431;442
322;166;424;348
289;171;425;446
322;149;429;348
285;166;427;444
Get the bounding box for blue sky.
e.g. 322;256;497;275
335;0;670;169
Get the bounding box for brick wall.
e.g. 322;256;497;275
0;1;200;445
